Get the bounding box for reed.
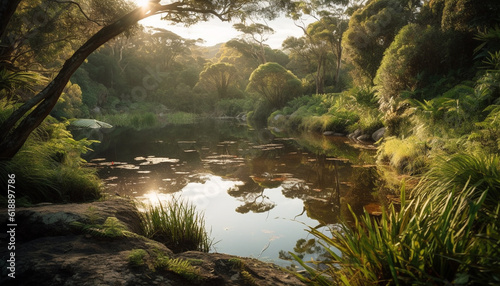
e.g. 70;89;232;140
138;196;213;253
292;153;500;285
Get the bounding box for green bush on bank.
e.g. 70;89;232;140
377;136;429;175
0;113;102;204
269;89;383;135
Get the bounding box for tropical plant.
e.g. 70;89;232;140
155;256;203;282
72;216;129;239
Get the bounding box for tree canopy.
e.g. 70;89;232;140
0;0;289;159
247;62;302;108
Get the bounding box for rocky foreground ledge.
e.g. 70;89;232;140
0;198;305;286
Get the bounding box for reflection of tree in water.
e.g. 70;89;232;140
279;237;331;265
339;166;379;224
228;182;276;214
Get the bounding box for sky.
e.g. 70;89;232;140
138;14;314;49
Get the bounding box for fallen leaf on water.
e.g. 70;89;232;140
364;203;383;216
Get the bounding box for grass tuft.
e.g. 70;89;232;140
138;195;213;253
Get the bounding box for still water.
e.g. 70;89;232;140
77;119;379;266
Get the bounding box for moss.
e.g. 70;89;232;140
128;249;148;267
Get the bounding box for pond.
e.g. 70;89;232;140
75;119;380;267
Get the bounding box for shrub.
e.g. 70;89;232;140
377;136;429;175
322;111;360;133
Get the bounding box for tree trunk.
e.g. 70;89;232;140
315;54;325;94
0;0;22;40
0;6;153;160
334;28;343;87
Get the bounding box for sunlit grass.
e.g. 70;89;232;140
377;136;428;175
138;195;213;253
97;112;159;129
165;111;198;125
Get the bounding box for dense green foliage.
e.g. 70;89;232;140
1;0;500;283
0;102;101;203
247;62;302;108
293;153;500;285
281;1;500;285
269;87;383;135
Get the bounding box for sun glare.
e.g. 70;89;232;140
135;0;152;8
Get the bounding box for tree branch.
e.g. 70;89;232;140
52;0;102;26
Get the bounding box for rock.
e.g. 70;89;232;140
356;134;372;141
348;129;361;139
273;114;285;122
0;198;305;286
372;127;386;142
364;203;383;216
70;119;113;129
323;131;345;136
91;106;101;115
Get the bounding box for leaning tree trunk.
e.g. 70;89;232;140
0;0;22;40
0;6;152;160
0;1;236;160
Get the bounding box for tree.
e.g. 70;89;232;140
233;22;274;64
197;62;239;99
375;24;447;112
247;62;302;108
142;28;200;70
0;0;288;160
285;0;353;89
342;0;418;84
284;16;347;94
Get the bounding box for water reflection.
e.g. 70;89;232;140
75;119;379;266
